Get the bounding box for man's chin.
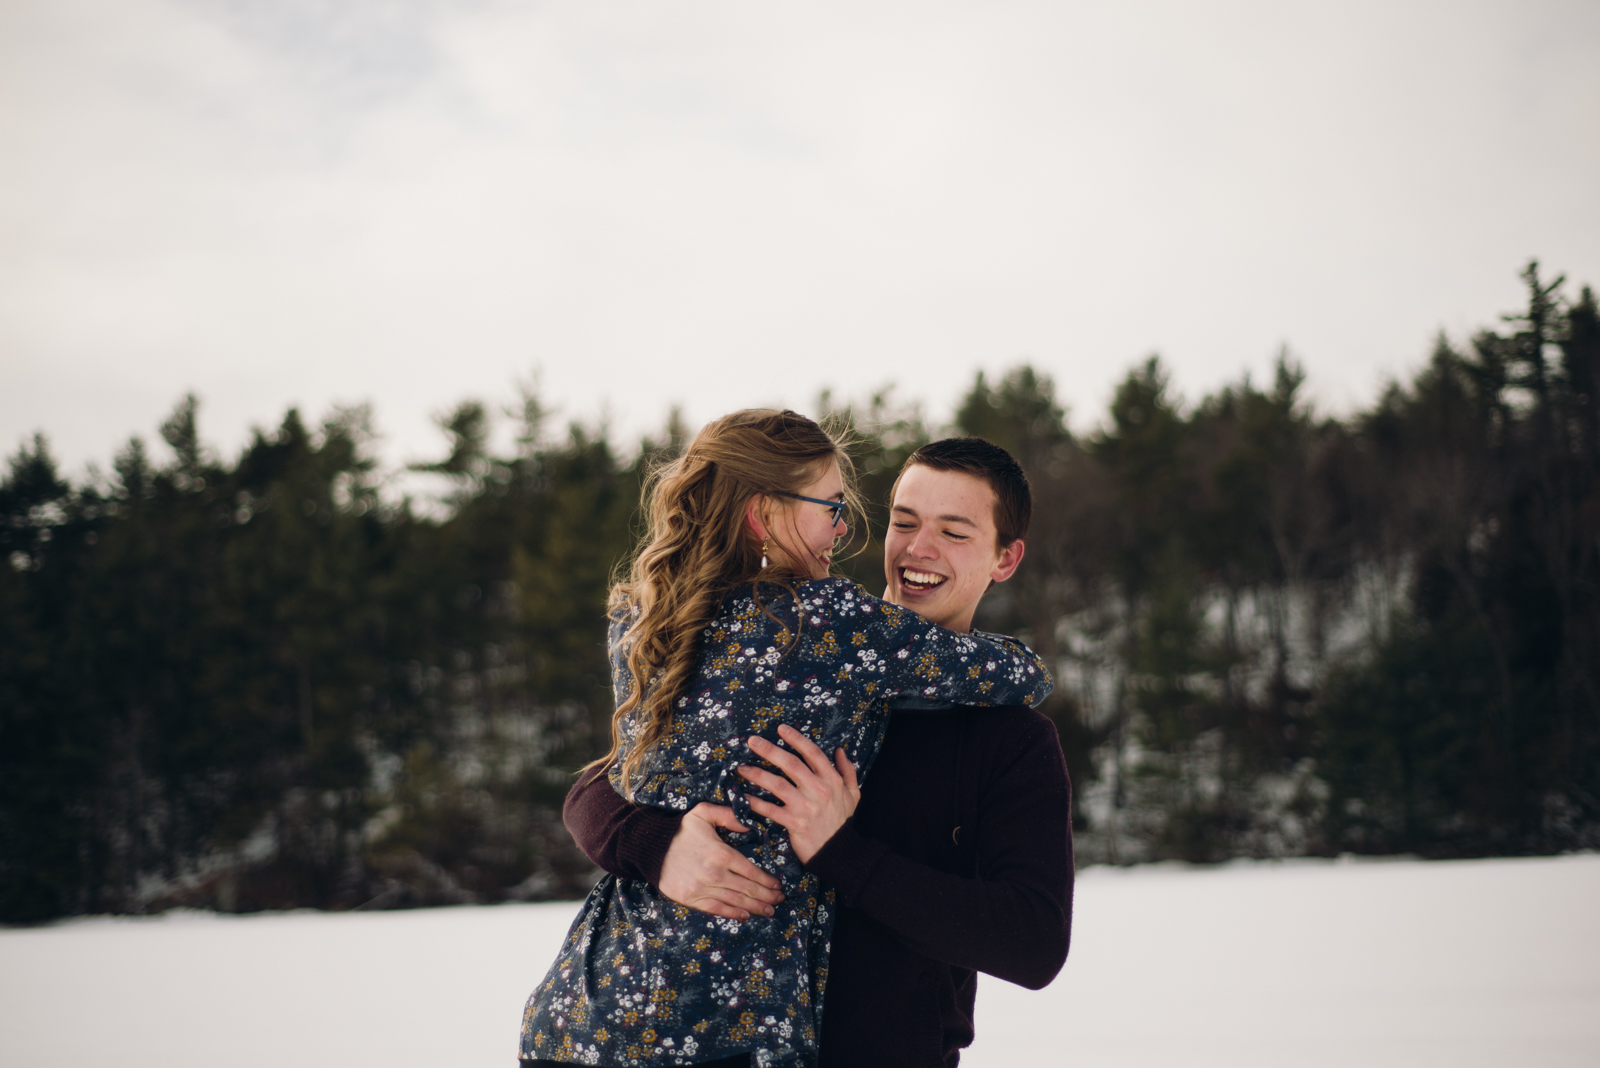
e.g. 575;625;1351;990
889;583;961;627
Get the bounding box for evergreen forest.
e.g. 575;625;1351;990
4;263;1598;923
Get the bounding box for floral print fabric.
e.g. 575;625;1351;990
520;578;1051;1067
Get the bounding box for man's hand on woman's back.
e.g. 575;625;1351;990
658;803;784;920
655;722;860;918
738;724;860;864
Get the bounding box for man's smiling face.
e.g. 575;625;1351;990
883;464;1024;633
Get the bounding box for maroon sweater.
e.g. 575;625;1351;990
563;706;1073;1068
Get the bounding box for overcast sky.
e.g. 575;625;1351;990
3;0;1598;478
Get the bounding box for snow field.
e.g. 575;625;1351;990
971;854;1600;1068
1;854;1595;1068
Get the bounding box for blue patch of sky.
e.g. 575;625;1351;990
553;48;820;163
186;0;445;111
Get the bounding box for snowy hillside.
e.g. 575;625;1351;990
3;854;1596;1068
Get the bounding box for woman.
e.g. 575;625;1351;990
519;409;1050;1068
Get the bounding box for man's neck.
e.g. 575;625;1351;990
882;591;976;633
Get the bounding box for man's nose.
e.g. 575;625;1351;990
909;527;939;559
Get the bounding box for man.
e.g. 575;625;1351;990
563;437;1073;1067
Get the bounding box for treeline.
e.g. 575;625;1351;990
3;263;1597;922
1;393;644;922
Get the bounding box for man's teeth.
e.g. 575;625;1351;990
902;568;946;587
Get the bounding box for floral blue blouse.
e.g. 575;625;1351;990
519;578;1051;1067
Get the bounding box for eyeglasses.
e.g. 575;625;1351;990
769;491;846;527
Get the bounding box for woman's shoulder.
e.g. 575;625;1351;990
795;576;871;602
788;577;925;629
607;603;640;643
713;577;878;626
720;576;862;603
788;577;890;614
704;578;939;643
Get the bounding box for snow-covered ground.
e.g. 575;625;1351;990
3;854;1596;1068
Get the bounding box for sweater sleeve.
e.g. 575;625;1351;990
563;766;683;887
804;580;1055;710
804;716;1074;989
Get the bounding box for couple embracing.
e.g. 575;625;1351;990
519;409;1073;1068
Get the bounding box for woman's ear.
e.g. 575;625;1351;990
744;495;770;541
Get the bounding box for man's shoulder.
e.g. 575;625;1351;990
880;705;1065;787
954;702;1056;733
887;702;1049;731
955;707;1072;825
953;704;1064;768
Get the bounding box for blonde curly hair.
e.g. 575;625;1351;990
595;408;863;797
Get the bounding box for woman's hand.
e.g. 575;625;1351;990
738;724;861;864
658;802;784;921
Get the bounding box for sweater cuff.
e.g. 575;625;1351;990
803;819;889;906
617;809;682;887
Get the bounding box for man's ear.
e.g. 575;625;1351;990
990;538;1025;584
744;495;770;541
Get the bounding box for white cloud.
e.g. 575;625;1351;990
2;0;1597;475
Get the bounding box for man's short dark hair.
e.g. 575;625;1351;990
897;437;1032;548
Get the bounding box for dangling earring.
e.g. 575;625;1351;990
760;539;769;569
